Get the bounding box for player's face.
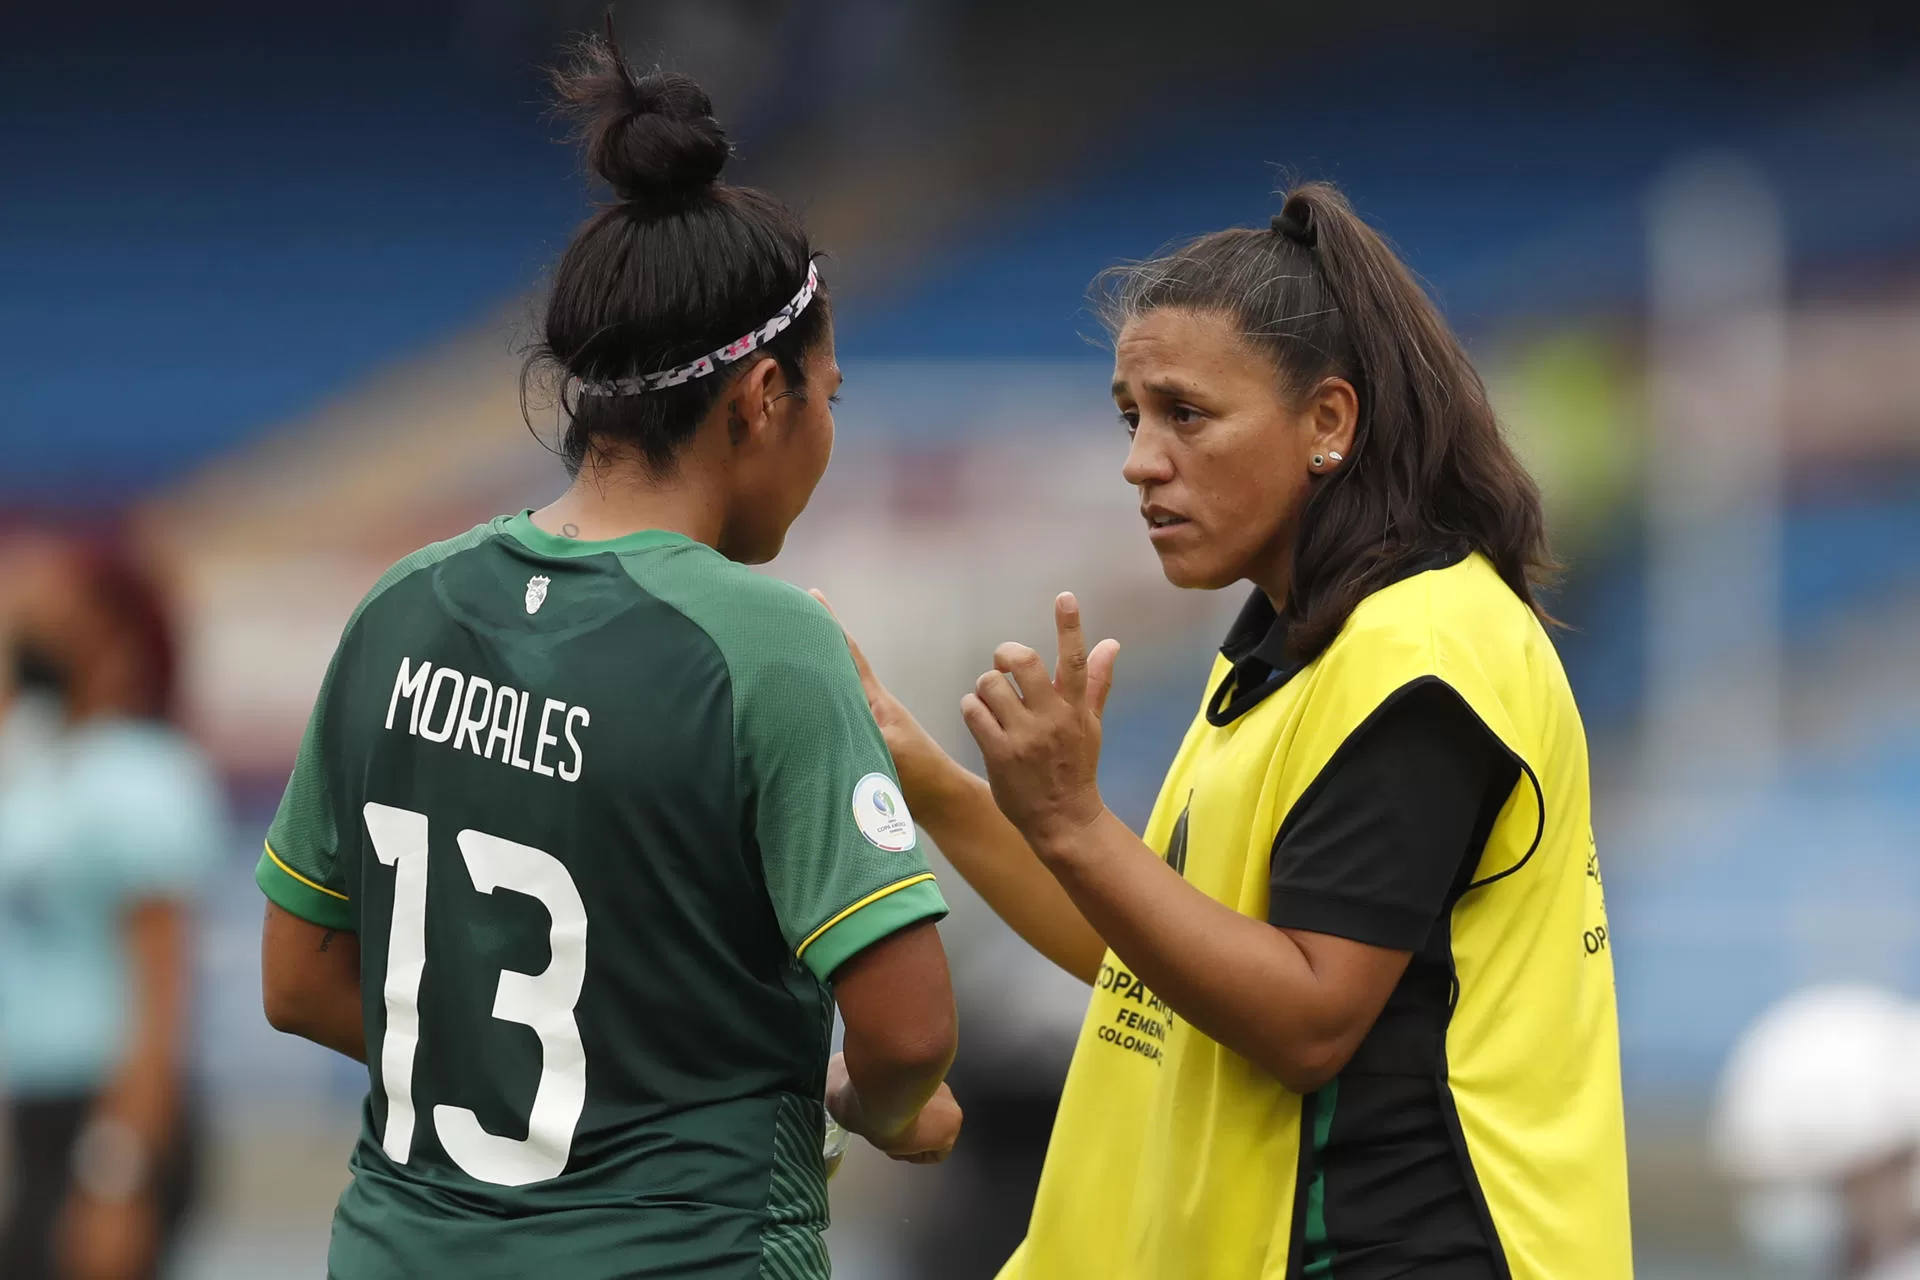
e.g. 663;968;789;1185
1113;307;1319;592
721;334;840;564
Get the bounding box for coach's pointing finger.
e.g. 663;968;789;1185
966;599;1116;863
1054;593;1089;702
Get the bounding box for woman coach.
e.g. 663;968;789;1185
826;182;1630;1279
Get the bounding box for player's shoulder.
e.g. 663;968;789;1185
629;548;847;678
704;560;833;628
366;520;504;601
347;520;505;630
691;562;842;651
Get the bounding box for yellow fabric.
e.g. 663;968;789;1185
998;554;1631;1280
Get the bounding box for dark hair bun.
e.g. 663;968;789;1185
553;37;730;205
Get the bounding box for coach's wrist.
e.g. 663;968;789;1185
1022;796;1114;870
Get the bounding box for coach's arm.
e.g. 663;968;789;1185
964;599;1411;1095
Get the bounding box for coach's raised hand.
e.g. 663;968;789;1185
961;593;1121;862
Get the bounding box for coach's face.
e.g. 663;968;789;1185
1113;307;1355;596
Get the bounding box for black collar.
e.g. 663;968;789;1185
1207;591;1301;726
1206;543;1472;727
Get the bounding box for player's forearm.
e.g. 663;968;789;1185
261;904;369;1062
264;974;367;1062
828;922;960;1155
916;764;1106;983
1038;809;1377;1092
278;990;369;1063
835;1022;954;1142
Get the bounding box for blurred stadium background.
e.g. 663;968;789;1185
5;0;1920;1275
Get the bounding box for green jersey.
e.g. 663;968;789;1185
256;512;948;1280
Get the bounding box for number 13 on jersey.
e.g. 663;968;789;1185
364;801;589;1188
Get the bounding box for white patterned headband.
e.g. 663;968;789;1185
572;262;820;397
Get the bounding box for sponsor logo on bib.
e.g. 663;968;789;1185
852;772;917;852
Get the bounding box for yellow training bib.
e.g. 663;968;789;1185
999;554;1631;1280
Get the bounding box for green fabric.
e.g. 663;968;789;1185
613;531;948;981
256;844;355;932
259;512;948;1278
1302;1077;1340;1277
798;878;946;980
760;1093;835;1280
264;521;496;921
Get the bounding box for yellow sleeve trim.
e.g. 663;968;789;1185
795;873;937;960
263;840;350;902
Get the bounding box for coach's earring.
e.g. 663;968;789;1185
1328;451;1344;463
1311;453;1326;469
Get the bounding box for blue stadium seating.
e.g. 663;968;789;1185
835;50;1920;360
0;37;584;503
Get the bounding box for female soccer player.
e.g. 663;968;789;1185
833;184;1630;1279
256;37;960;1280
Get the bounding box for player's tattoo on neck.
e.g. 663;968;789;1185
726;400;746;444
562;523;579;539
318;929;338;953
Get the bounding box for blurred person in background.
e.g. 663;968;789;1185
1716;985;1920;1279
0;533;223;1280
828;182;1629;1279
256;38;958;1280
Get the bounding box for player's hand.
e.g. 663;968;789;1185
960;593;1120;860
809;590;959;807
825;1052;964;1164
873;1081;963;1164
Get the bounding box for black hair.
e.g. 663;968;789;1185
1095;180;1557;662
528;30;828;475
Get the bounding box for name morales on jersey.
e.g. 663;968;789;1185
384;656;589;782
